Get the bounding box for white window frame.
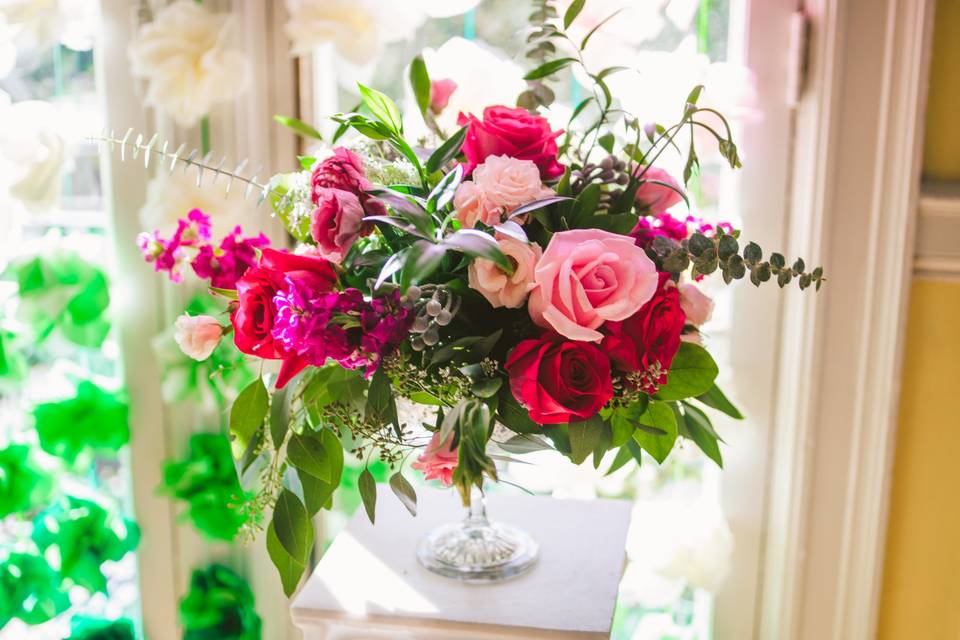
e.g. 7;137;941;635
97;1;301;638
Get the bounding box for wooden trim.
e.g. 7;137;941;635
757;0;935;638
914;181;960;278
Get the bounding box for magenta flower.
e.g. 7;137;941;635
137;209;213;282
191;226;270;289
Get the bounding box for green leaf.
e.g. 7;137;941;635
426;126;468;174
598;132;615;153
443;229;512;273
568;415;606;465
563;0;586;28
427;165;463;213
576;212;639;235
273;114;323;140
229;379;268;456
272;488;313;563
287;433;331;481
524;57;577;80
358;468;377;524
267;520;305;597
209;286;238;300
606;443;637;475
470;377;502;399
365;368;399;438
696;384;744;419
686;84;705;105
580;9;623;49
409;55;431;116
657;342;719;401
357;83;403;134
681;404;724;467
497;386;540;434
270;380;293;448
299;430;343;515
633;402;678;463
498;433;553;454
389;472;417;516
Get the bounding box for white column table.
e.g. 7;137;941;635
291;485;632;639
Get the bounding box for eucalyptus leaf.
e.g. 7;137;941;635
272;489;313;563
389;472;417;516
229;379;268;456
267;521;305;597
358;468;377;524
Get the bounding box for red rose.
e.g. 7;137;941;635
457;106;565;180
231;248;337;387
601;273;686;393
505;333;613;425
311;147;385;216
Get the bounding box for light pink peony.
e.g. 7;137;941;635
310;187;365;263
454;155;554;228
468;236;542;309
174;314;223;361
528;229;659;342
634;166;684;215
679;282;714;326
412;431;458;486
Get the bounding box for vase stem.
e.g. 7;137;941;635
466;486;488;526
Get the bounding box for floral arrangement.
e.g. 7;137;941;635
124;1;823;594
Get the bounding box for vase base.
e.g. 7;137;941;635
416;518;539;583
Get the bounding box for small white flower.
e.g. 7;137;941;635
173;314;223;362
128;1;248;128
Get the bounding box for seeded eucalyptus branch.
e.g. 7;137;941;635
649;230;825;290
519;0;562;109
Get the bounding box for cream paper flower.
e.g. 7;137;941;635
139;168;259;239
284;0;426;64
0;97;66;214
128;1;248;128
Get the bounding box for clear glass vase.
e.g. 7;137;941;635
416;486;539;582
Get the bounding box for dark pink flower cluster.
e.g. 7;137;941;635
137;209;269;289
270;283;412;378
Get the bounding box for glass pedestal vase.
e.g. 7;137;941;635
416;488;539;582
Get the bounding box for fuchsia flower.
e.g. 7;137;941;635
631;212;690;249
191;226;270;289
412;432;458;486
137;209;212;282
429;79;457;114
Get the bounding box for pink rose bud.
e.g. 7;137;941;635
469;236;542;309
411;431;459;486
679;282;715;326
173;314;223;361
310;187;366;263
429;78;457;114
634;166;685;215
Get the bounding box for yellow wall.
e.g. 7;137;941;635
878;280;960;640
878;2;960;637
922;0;960;181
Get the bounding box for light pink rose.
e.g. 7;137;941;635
411;431;458;486
454;155;554;228
679;282;714;326
174;314;223;361
310;187;365;263
528;229;659;342
429;78;457;114
634;166;684;215
468;236;542;309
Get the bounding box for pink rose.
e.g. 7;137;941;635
468;236;542;309
412;432;458;486
457;106;565;179
679;282;714;326
454;155;554;228
311;147;386;216
310;187;365;263
173;314;223;361
429;78;457;114
634;166;684;215
528;229;659;342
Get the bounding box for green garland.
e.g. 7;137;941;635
180;564;261;640
0;444;53;518
0;552;70;628
32;496;140;594
6;251;111;348
153;296;256;410
0;327;27;384
32;381;129;464
161;433;252;541
66;616;136;640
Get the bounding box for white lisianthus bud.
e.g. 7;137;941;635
173;314;223;361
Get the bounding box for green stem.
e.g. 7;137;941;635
697;0;711;55
200;116;211;156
